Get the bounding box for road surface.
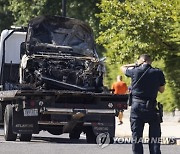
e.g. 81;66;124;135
0;128;180;154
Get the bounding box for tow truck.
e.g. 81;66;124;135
0;15;128;142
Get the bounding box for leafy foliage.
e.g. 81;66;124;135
97;0;180;110
0;0;14;32
8;0;57;26
7;0;100;34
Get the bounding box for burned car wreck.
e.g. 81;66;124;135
20;16;105;92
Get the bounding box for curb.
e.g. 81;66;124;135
176;139;180;145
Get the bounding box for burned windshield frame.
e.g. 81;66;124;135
26;16;97;58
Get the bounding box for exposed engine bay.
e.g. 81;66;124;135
19;16;105;92
20;54;104;92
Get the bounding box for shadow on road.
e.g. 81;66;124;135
0;127;89;144
31;136;88;144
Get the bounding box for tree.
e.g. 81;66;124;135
0;0;14;32
96;0;180;110
7;0;100;33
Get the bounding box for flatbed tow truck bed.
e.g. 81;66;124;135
0;90;128;142
0;90;127;114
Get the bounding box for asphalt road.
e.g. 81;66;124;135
0;128;180;154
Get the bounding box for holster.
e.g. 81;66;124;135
156;102;163;123
146;100;163;123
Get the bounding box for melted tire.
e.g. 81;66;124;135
4;105;17;141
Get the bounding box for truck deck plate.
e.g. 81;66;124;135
0;90;128;100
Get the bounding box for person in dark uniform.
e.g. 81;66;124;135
120;54;165;154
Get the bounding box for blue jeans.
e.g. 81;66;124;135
130;101;161;154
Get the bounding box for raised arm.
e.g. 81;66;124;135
120;63;136;74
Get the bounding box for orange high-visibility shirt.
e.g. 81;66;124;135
111;81;128;94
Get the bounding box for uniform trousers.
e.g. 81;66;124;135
130;100;161;154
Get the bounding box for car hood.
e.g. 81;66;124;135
25;15;97;57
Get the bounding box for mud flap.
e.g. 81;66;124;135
92;115;115;137
12;108;39;134
63;112;85;133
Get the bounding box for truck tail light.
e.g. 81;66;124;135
23;100;36;108
30;100;35;107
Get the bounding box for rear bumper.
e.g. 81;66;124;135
40;108;116;115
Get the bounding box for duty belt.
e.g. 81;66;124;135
132;98;148;103
132;98;156;103
132;98;157;109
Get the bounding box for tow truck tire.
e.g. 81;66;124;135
86;127;96;144
47;128;62;135
69;131;81;140
19;134;32;141
4;105;17;141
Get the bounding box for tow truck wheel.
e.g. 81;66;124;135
86;127;96;143
69;131;81;140
19;134;32;141
4;105;17;141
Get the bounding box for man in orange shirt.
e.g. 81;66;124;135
112;75;128;125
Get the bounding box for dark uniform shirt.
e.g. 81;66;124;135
125;64;165;100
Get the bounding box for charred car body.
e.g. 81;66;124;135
0;16;127;142
20;16;104;92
